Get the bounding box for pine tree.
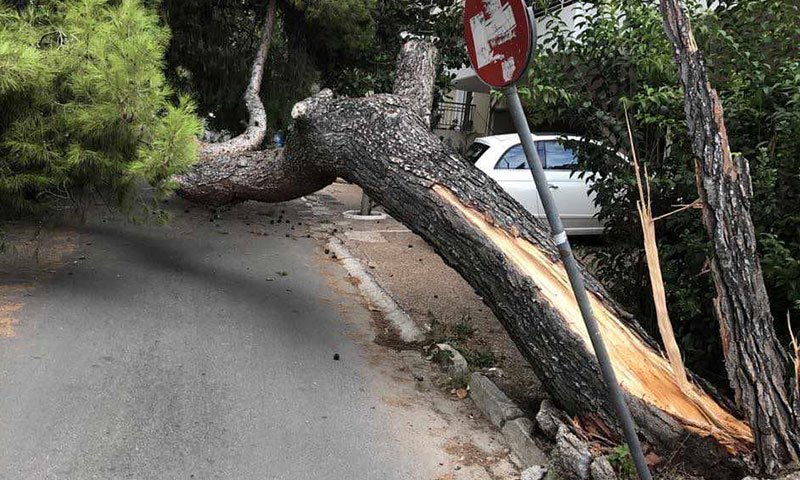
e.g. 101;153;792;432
0;0;201;217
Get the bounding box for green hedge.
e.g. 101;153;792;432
522;0;799;382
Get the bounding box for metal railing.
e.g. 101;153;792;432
433;101;476;131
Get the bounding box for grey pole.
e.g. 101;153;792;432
504;85;653;480
360;192;372;216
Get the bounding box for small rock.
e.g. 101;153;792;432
521;465;547;480
550;425;592;480
435;344;469;385
536;399;568;440
590;456;618;480
333;353;340;361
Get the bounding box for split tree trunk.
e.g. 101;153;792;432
178;41;755;477
659;0;799;473
200;0;277;157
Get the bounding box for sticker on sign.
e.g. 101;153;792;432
464;0;534;88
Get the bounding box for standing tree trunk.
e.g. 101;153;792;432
178;41;755;477
200;0;277;157
659;0;800;473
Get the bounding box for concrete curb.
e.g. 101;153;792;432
469;372;525;428
326;237;424;343
342;210;389;221
434;343;470;385
467;372;547;471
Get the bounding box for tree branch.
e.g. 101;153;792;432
393;40;439;127
176;40;755;475
200;0;277;157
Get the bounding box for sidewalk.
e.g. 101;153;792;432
311;182;546;415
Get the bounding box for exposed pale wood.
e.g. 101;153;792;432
434;185;748;448
625;108;689;390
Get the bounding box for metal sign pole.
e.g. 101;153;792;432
504;86;653;480
463;2;652;477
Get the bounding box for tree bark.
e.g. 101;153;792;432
659;0;799;473
392;40;439;127
200;0;277;157
178;40;755;477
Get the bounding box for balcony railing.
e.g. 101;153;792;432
433;100;476;131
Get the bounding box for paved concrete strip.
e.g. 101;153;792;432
326;237;424;342
0;199;511;480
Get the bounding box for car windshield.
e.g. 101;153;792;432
464;142;489;164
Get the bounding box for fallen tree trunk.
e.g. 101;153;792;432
659;0;799;473
178;41;753;477
289;90;752;474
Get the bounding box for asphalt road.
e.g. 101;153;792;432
0;199;466;480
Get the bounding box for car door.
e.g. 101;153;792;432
489;143;545;217
482;144;541;216
542;140;601;233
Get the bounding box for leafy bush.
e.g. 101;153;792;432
522;0;800;382
0;0;201;217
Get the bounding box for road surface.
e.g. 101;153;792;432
0;197;516;480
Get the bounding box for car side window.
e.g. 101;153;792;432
494;143;546;170
543;141;578;169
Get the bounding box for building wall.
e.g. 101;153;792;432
441;0;587;145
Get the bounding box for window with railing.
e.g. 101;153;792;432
433;100;476;131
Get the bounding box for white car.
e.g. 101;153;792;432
466;134;603;236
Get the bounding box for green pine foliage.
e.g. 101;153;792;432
0;0;201;217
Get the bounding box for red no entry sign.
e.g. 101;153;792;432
463;0;534;88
